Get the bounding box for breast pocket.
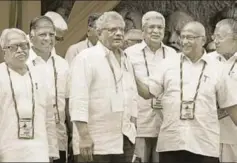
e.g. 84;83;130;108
199;73;216;97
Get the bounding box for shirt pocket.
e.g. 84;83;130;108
199;73;216;97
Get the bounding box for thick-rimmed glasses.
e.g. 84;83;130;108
3;42;29;52
179;35;204;41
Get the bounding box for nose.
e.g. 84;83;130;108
115;28;124;37
16;45;24;52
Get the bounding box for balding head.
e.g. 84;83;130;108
182;21;206;37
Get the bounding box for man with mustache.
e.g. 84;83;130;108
135;21;237;163
125;11;177;163
163;11;194;52
70;11;138;163
27;16;69;163
209;18;237;163
0;28;58;161
65;13;101;65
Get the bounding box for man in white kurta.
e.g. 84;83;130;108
65;13;101;65
0;28;58;162
209;18;237;162
70;11;138;163
26;16;69;162
136;21;237;163
125;11;177;163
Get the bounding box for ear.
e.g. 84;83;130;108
202;36;207;46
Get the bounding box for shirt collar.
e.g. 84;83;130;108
139;40;165;51
181;49;209;64
29;47;56;64
97;41;126;58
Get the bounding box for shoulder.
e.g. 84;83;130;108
53;54;69;69
66;40;87;54
125;42;144;55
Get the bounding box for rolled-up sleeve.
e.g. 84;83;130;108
45;84;59;158
217;70;237;108
69;54;93;123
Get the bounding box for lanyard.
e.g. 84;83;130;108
228;59;237;75
180;55;206;102
6;64;35;138
51;57;60;121
142;47;165;76
105;54;123;93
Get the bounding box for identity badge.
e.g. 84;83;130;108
180;101;195;120
19;118;34;139
151;98;163;109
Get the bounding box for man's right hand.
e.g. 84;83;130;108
79;135;94;162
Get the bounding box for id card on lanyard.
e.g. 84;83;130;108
6;64;35;139
179;55;206;120
142;47;165;109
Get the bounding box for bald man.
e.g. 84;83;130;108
134;21;237;163
164;11;194;52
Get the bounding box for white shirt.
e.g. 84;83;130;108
65;38;93;65
27;48;69;151
209;51;237;145
0;63;59;162
70;42;138;155
125;41;178;137
149;52;237;157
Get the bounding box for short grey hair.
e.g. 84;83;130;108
142;11;165;28
0;28;28;49
96;11;125;31
216;18;237;34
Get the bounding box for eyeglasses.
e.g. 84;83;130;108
3;42;29;52
55;36;64;42
102;27;125;34
211;33;233;41
179;35;203;41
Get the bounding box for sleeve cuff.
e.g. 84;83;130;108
70;108;88;122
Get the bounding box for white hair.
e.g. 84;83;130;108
0;28;28;49
142;11;165;28
96;11;125;31
45;11;68;31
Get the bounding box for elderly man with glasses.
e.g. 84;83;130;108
135;21;237;163
70;11;138;163
209;18;237;163
26;16;70;163
125;11;177;163
0;28;58;162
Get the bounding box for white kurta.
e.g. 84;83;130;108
70;42;138;155
0;63;59;162
27;48;69;152
125;41;178;137
149;52;237;157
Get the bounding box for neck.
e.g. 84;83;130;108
186;49;204;63
7;63;27;75
145;40;161;53
32;46;51;62
88;37;97;46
